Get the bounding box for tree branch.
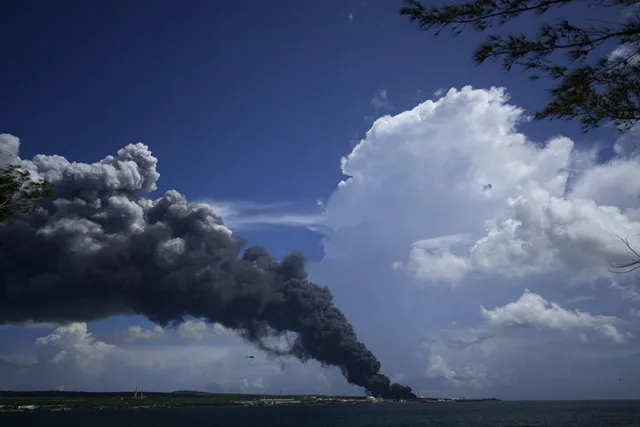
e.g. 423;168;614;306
608;232;640;274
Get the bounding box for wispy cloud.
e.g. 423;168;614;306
348;12;354;22
201;199;323;231
611;281;640;302
564;295;596;305
609;43;640;66
0;320;62;330
371;89;391;111
177;320;231;341
0;351;38;366
122;325;165;343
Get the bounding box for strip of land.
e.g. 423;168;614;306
0;391;500;412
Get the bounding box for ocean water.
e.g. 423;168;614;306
1;401;639;427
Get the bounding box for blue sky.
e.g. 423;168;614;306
1;0;640;400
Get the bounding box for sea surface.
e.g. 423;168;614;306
1;401;639;427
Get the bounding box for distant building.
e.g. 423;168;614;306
259;398;300;405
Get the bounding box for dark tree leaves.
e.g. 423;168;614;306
0;165;52;223
400;0;640;132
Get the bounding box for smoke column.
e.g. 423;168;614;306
0;135;414;399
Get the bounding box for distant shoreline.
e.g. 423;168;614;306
0;391;501;412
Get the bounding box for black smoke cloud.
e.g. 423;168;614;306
0;135;414;399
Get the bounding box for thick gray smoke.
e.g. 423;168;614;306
0;134;414;399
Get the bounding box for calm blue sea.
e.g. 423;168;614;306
1;401;639;427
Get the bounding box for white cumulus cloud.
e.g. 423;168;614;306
302;86;640;398
36;323;120;375
393;234;472;284
317;86;640;287
481;290;626;343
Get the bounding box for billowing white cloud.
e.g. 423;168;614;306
393;234;472;284
316;86;640;288
122;325;165;342
481;290;625;343
304;86;640;398
36;323;120;375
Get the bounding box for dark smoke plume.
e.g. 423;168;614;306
0;135;414;399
